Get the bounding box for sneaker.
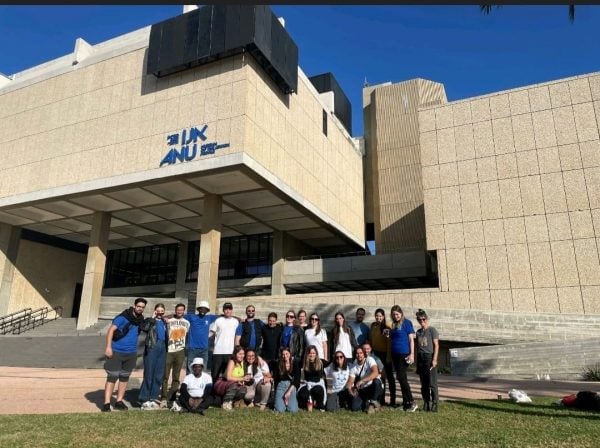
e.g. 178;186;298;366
170;402;182;412
373;401;382;410
159;400;168;409
406;402;418;413
114;401;128;411
142;400;159;411
101;403;111;412
247;402;254;408
367;403;376;414
430;402;438;413
222;401;233;411
259;404;267;411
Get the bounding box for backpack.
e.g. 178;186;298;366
113;322;132;341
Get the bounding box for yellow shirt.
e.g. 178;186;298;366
232;362;245;379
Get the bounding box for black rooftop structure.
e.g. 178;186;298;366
147;5;298;95
308;72;352;135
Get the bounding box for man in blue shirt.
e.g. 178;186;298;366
102;297;147;412
185;300;217;373
234;304;264;351
348;308;370;346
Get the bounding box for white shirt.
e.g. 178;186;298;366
211;317;239;354
249;358;270;383
350;356;379;387
335;328;353;359
305;328;328;360
182;372;212;398
325;364;353;393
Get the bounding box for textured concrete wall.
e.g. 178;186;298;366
0;45;364;246
365;79;447;252
420;72;600;315
8;240;86;316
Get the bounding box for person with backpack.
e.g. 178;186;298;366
102;297;147;412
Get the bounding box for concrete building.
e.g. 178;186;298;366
1;5;599;350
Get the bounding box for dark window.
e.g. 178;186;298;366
322;109;328;136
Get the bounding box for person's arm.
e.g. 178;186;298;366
104;324;117;358
355;361;379;389
409;333;415;363
234;323;242;346
432;333;439;369
322;338;329;362
346;372;357;396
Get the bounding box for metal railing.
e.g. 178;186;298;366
0;306;63;335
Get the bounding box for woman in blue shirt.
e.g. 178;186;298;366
389;305;418;412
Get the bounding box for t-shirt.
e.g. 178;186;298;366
249;358;270;383
390;319;415;355
348;321;370;345
185;313;217;349
335;328;353;359
350;356;379;387
305;328;328;360
325;364;352;393
182;372;212;398
211;316;239;355
166;317;190;353
416;326;439;355
111;315;140;354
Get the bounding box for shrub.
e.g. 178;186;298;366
582;363;600;381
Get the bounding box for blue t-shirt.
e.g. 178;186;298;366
111;315;140;354
155;318;166;341
349;321;370;345
185;313;217;349
390;319;415;355
281;325;294;349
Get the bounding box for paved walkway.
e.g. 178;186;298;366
0;366;597;415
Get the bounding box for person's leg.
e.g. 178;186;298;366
104;379;116;406
287;386;298;413
350;391;363;412
296;385;309;409
256;380;272;406
115;353;136;403
430;362;439;412
274;381;288;413
103;355;121;406
244;382;257;403
178;386;193;412
151;348;166;401
167;350;185;401
311;385;325;409
417;354;431;409
211;354;227;383
393;353;413;409
138;351;153;403
162;352;174;401
372;379;383;404
385;361;396;405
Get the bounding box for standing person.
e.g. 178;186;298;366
349;346;383;414
174;357;213;414
331;312;357;362
235;304;264;351
209;302;240;383
280;310;304;364
304;313;328;363
102;297;147;412
138;303;167;410
273;347;300;413
324;351;354;412
348;307;370;346
243;349;272;410
370;308;395;407
297;309;308;330
185;300;217;373
390;305;418;412
297;345;326;411
415;309;440;412
161;303;190;408
261;312;282;373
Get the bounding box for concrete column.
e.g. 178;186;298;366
175;242;189;301
77;211;110;330
271;230;286;296
0;223;21;316
196;194;222;312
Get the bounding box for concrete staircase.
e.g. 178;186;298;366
450;337;600;380
0;318;110;338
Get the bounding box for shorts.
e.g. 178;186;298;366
104;351;137;381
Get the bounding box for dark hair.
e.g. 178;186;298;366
356;307;366;314
278;347;293;376
416;309;429;320
175;303;186;310
230;345;245;361
154;303;165;310
244;349;259;375
354;346;365;359
310;313;322;335
302;345;323;372
134;298;147;306
373;308;388;336
333;312;351;346
390;305;405;328
267;312;278;320
332;350;348;371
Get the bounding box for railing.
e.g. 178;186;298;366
0;306;63;335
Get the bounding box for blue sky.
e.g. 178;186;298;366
1;5;599;137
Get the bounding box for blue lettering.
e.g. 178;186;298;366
184;144;197;161
167;134;179;146
159;149;175;167
201;142;217;155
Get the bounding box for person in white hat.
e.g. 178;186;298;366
174;357;213;414
184;300;217;374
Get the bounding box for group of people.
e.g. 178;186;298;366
102;298;440;415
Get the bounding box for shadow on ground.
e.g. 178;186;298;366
449;399;600;420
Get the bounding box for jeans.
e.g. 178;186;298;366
244;379;273;405
350;379;384;411
417;353;438;404
138;345;166;402
274;380;298;413
162;350;186;401
375;350;396;405
392;353;414;409
186;348;208;374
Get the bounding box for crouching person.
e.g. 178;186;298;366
349;346;383;413
173;357;213;414
213;346;248;410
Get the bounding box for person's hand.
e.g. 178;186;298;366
105;347;113;359
432;359;438;368
409;353;414;364
355;380;362;389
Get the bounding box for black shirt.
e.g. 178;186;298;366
261;324;283;361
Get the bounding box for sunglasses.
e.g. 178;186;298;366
310;317;319;321
247;310;255;313
417;318;426;322
335;355;345;359
286;315;295;319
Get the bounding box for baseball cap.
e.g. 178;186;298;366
223;302;233;310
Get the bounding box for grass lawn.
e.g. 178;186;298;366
0;397;598;448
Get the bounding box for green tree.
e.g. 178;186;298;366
480;5;575;23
